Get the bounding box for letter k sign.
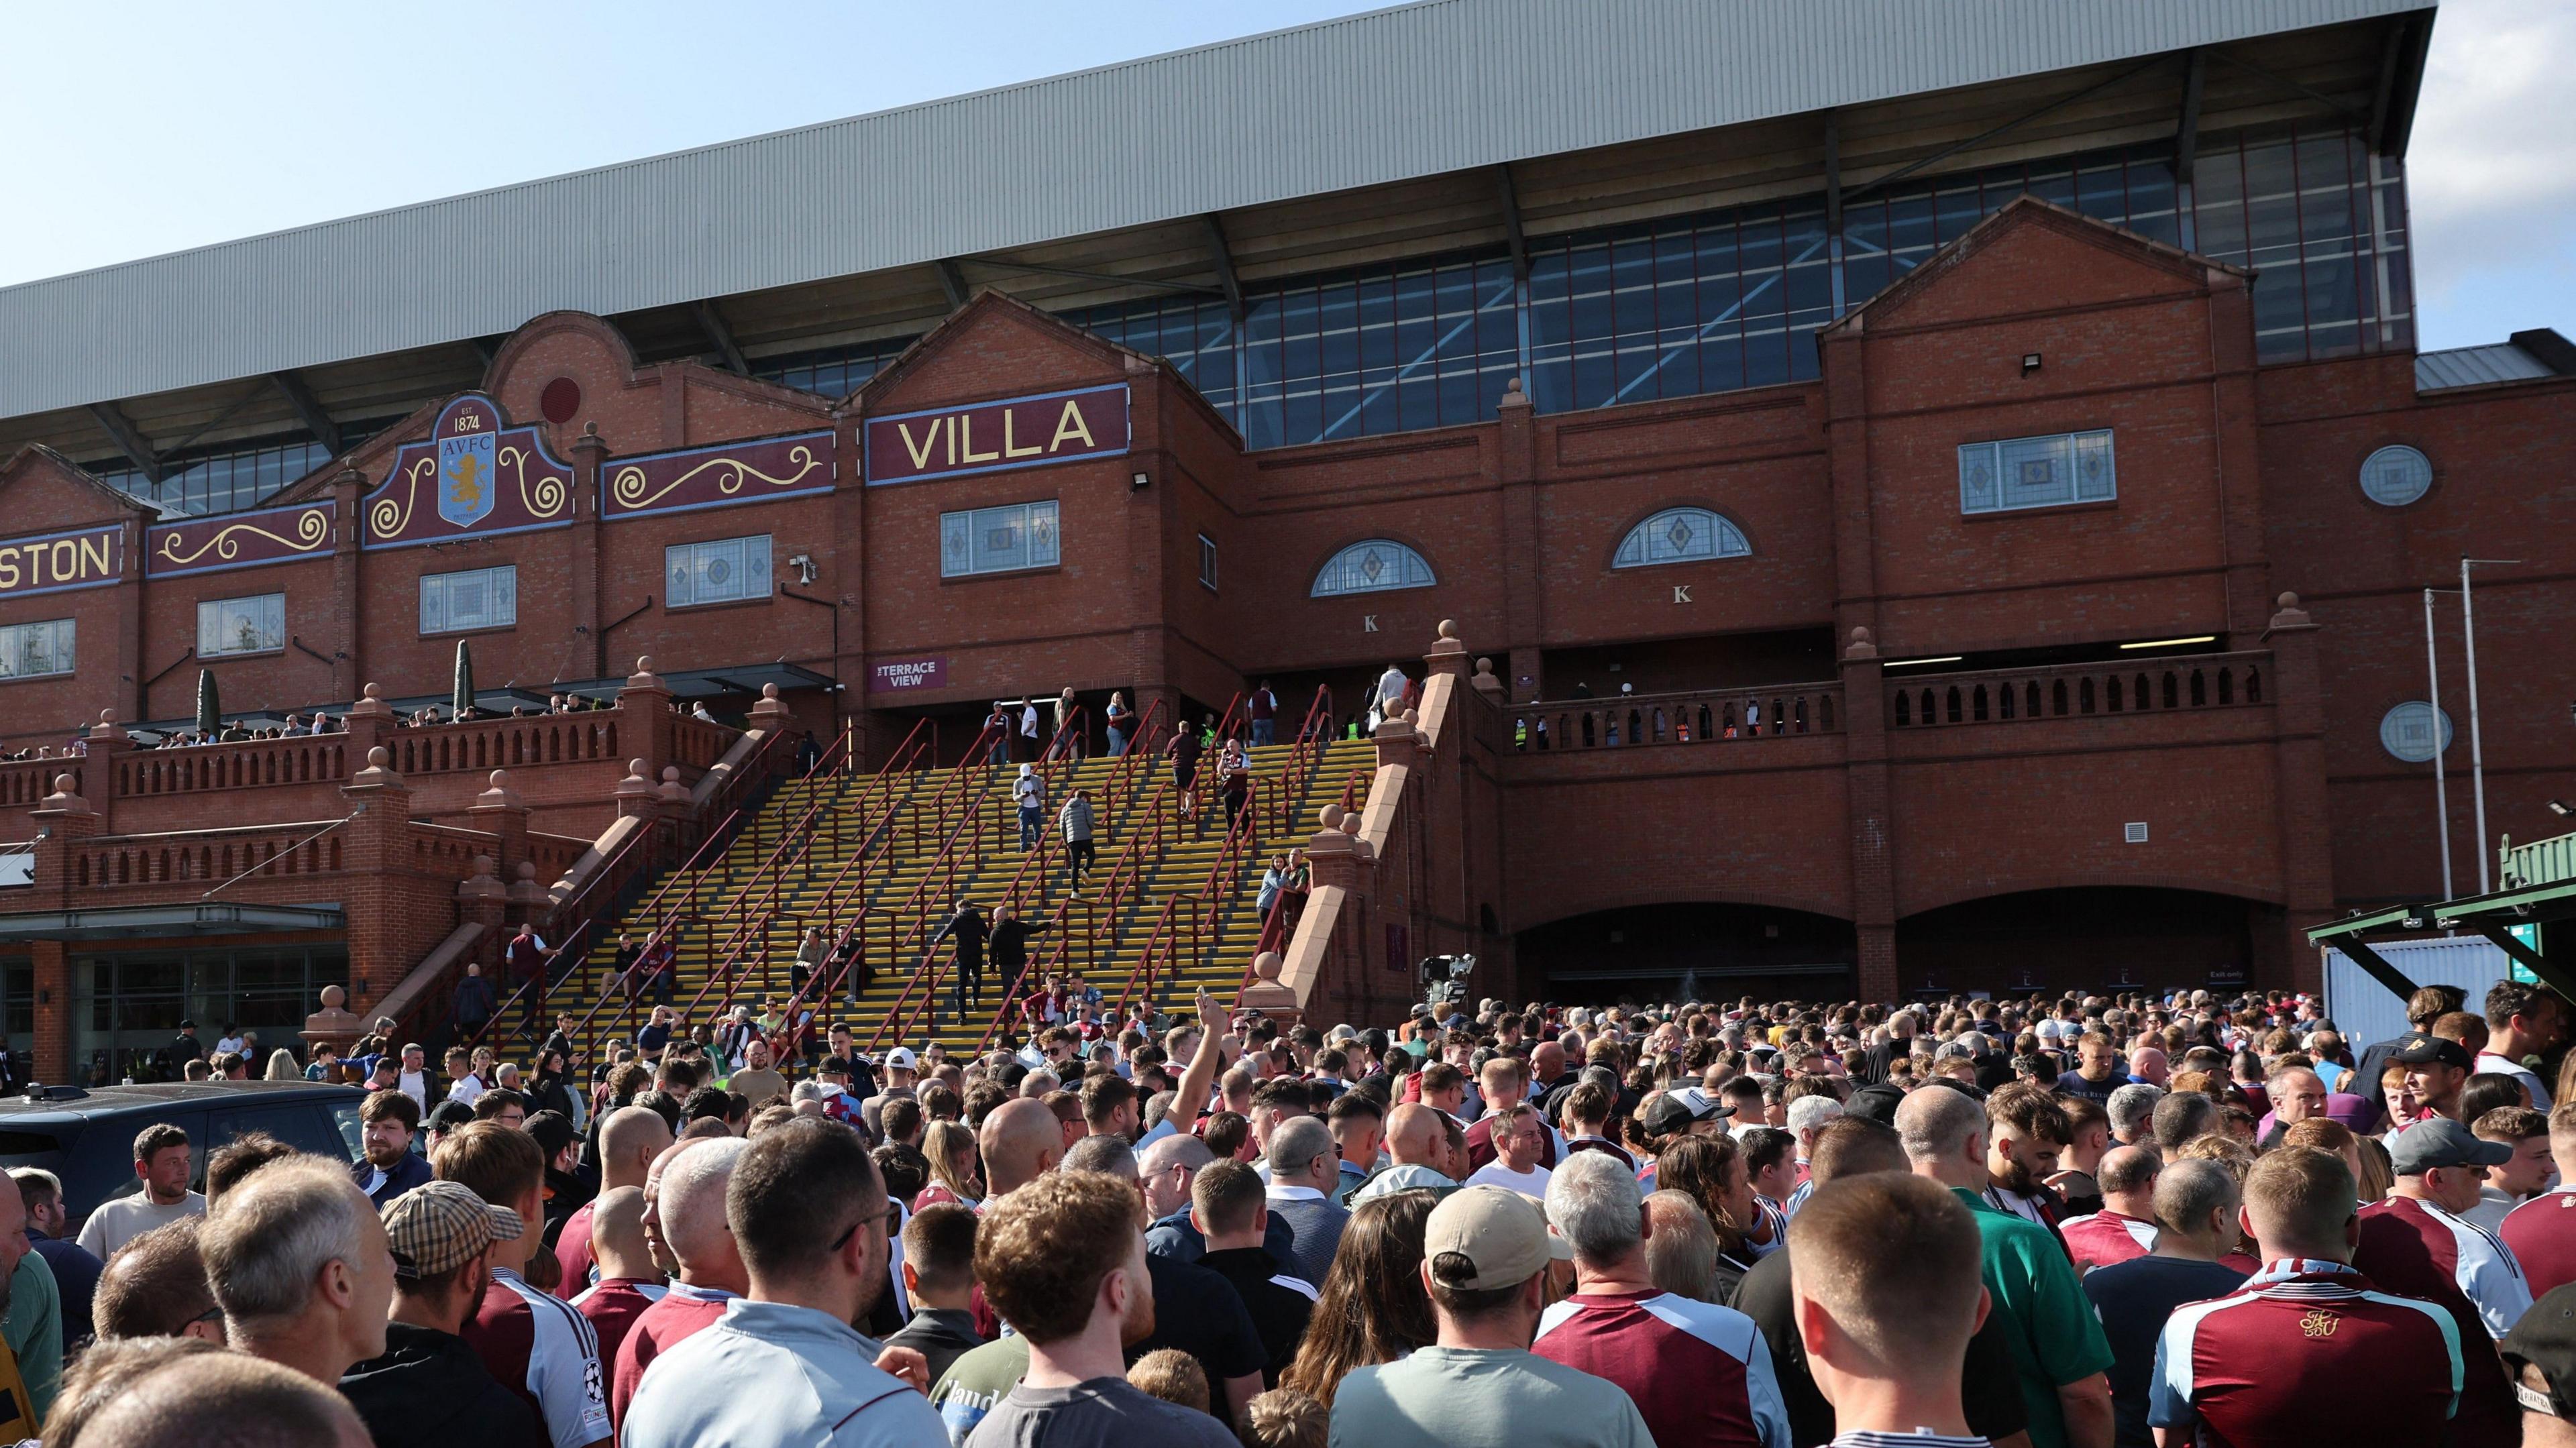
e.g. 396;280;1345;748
1362;614;1380;633
1672;586;1693;604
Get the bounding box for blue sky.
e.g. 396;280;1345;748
1;0;2563;351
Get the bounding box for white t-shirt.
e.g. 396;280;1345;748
2475;1052;2552;1110
1466;1160;1553;1199
77;1190;206;1258
447;1072;488;1107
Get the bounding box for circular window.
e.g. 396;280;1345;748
2379;701;2455;763
2359;445;2432;507
539;377;583;426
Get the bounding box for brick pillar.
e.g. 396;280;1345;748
341;682;396;760
1839;628;1902;1003
455;855;508;971
83;710;132;834
2265;593;2337;993
616;657;677;782
331;466;366;699
468;769;531;903
29;776;101;1084
339;747;418;1009
1495;380;1543;702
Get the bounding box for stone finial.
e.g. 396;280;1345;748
2268;591;2314;630
762;683;780;700
364;683;382;700
320;984;347;1009
1843;625;1879;661
1340;811;1362;836
1319;803;1345;831
98;710;113;726
515;861;537;881
656;765;691;805
1252;951;1284;983
476;768;525;812
1437;619;1460;642
2277;592;2299;612
625;758;649;783
625;655;667;693
1474;657;1495;676
348;744;404;789
1400;708;1419;726
661;765;681;783
1498;376;1531;410
456;852;506;903
637;656;654;675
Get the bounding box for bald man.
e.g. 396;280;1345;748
557;1107;673;1292
2059;1144;2163;1274
979;1097;1063;1199
612;1137;747;1429
570;1188;664;1376
79;1351;372;1448
1350;1102;1459;1204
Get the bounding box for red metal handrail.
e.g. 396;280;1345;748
451;719;798;1052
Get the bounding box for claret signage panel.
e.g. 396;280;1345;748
863;383;1128;486
0;525;121;598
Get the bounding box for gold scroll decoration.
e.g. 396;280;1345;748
155;507;332;567
608;445;822;514
500;447;570;518
369;457;436;540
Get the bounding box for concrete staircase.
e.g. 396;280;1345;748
520;729;1375;1062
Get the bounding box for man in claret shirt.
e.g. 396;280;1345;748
2151;1146;2463;1448
2060;1146;2163;1276
2357;1115;2534;1339
566;1188;665;1379
435;1125;611;1448
2502;1099;2576;1299
611;1137;747;1429
1534;1152;1792;1448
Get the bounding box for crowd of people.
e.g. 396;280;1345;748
11;973;2576;1447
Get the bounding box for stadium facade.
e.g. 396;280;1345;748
1;0;2570;1080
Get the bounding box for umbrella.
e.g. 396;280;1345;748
195;668;220;736
452;640;476;719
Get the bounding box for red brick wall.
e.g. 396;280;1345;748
3;201;2571;1007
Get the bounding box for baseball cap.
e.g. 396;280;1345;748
382;1180;524;1280
2392;1034;2475;1072
2388;1116;2514;1176
2504;1284;2576;1418
425;1099;476;1133
885;1047;917;1070
523;1110;575;1163
1423;1185;1572;1292
1642;1091;1731;1137
1844;1082;1907;1126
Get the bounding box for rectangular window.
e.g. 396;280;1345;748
1198;535;1219;591
418;565;517;635
665;535;771;609
1957;430;2116;515
196;593;285;658
0;619;74;681
939;501;1059;578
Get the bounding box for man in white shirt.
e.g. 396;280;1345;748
2476;981;2563;1111
443;1046;486;1109
78;1123;207;1258
1466;1103;1554;1200
392;1042;435;1117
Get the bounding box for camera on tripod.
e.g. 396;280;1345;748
1419;953;1477;1009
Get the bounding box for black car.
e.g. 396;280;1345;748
0;1082;365;1234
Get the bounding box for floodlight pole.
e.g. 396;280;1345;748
2461;558;2522;895
2424;587;2453;900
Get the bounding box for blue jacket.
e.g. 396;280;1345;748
354;1152;435;1209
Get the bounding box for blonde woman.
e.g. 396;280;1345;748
264;1048;301;1081
916;1118;983;1210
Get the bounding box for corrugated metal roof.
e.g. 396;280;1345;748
2415;341;2555;391
0;0;2430;423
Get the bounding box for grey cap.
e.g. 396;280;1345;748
2388;1116;2515;1176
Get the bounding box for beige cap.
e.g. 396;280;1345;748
1422;1184;1573;1292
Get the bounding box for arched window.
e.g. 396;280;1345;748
1310;539;1435;597
1612;507;1751;569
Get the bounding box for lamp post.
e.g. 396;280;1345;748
2424;588;2453;900
2461;558;2522;894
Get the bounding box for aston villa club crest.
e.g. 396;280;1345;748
438;424;498;528
2300;1308;2339;1339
